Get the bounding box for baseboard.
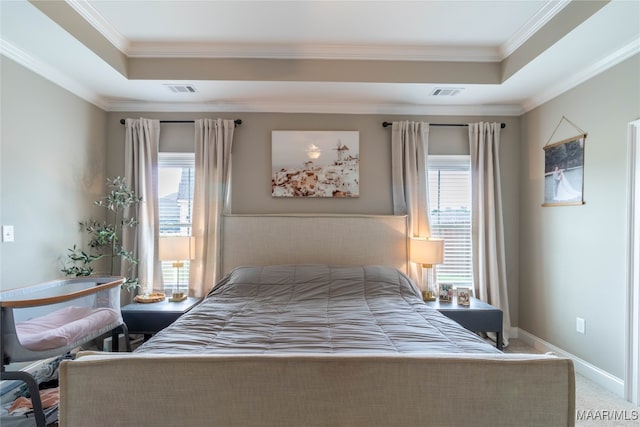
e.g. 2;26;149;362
515;327;625;398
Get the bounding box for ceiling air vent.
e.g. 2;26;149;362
165;84;197;93
431;88;463;97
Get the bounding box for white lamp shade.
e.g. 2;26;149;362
159;236;195;261
410;237;444;265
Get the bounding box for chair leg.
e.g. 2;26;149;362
1;370;47;427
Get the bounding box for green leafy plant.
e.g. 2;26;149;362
62;177;142;290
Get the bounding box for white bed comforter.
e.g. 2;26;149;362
135;265;500;354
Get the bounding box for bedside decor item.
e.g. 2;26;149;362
61;177;142;291
134;292;166;303
543;116;586;207
271;130;359;197
410;237;444;301
159;236;195;302
439;284;453;302
457;287;471;306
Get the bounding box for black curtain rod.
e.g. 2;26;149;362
382;121;505;129
120;119;242;126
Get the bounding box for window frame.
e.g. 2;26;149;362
158;152;195;293
427;154;473;289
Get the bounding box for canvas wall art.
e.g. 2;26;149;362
272;130;359;197
543;134;586;207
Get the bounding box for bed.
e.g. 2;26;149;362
59;214;575;427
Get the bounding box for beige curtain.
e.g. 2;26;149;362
391;121;431;284
123;118;161;294
469;122;511;347
190;118;235;297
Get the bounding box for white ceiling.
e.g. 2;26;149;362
1;0;638;115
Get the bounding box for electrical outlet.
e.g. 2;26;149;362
576;317;586;334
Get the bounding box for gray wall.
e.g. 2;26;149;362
519;53;640;379
0;58;108;290
106;112;521;324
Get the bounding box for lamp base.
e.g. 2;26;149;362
169;292;187;302
422;290;436;301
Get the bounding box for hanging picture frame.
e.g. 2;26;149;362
543;135;586;206
542;117;587;207
271;130;359;198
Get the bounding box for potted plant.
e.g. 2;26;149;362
61;177;142;291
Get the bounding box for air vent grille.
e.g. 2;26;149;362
165;84;197;93
431;88;463;97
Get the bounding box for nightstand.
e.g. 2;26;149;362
424;297;503;350
120;296;202;341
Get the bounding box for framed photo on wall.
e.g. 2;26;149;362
271;130;359;198
543;134;586;207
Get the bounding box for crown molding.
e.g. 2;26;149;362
522;37;640;113
66;0;130;53
500;0;571;59
0;38;109;111
127;41;501;62
105;99;523;116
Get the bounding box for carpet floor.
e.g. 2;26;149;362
505;339;638;426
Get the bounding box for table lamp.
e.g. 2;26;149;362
159;236;195;302
410;237;444;301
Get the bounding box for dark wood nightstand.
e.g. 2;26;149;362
121;296;202;340
424;297;504;350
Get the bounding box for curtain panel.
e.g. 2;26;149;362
123;118;161;294
391;120;431;285
190;118;235;297
469;122;511;347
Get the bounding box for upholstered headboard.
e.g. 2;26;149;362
221;214;408;276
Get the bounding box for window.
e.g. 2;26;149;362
428;155;473;288
158;152;195;293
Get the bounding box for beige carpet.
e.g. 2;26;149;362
505;339;639;426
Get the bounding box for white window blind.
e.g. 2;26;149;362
428;155;473;288
158;152;195;293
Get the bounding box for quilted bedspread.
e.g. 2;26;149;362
135;265;500;354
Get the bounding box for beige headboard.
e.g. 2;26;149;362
221;214;408;276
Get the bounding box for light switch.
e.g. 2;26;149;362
2;225;14;242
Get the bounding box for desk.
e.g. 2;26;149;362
424;297;503;350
